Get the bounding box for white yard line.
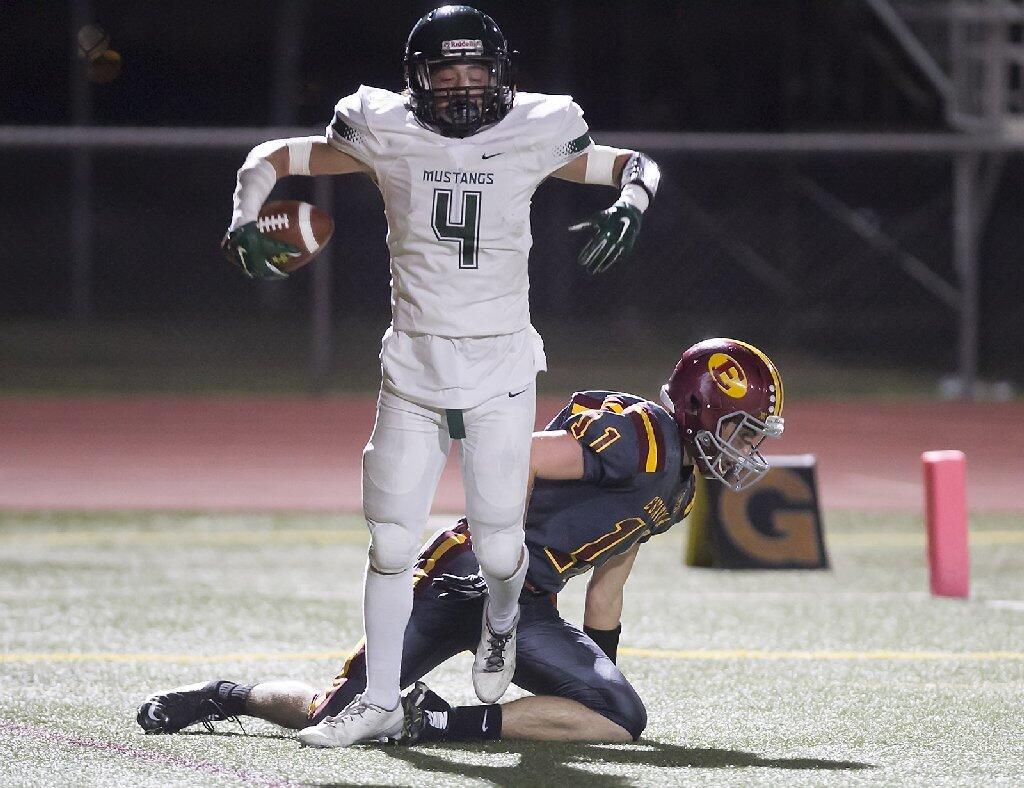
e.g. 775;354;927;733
985;600;1024;612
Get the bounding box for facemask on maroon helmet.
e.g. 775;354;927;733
659;338;785;491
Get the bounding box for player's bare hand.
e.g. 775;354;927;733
221;222;299;280
568;202;643;275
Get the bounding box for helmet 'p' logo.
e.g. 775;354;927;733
708;353;747;398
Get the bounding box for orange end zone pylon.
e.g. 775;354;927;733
922;450;969;598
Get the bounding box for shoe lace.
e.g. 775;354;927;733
199;699;246;736
324;698;371;727
484;627;514;670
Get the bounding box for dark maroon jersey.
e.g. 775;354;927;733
525;391;696;594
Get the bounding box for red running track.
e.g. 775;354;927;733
1;397;1021;511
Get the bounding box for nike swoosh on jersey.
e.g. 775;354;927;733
481;152;505;160
508;388;529;398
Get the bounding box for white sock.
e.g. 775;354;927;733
361;564;412;711
482;547;528;633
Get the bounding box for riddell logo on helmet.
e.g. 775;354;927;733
441;39;483;54
708;353;748;398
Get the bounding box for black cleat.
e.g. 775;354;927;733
397;681;451;745
136;680;239;735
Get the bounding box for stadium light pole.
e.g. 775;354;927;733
70;0;94;323
261;1;310;315
952;153;980;400
540;2;575;318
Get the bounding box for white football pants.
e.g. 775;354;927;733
360;383;534;708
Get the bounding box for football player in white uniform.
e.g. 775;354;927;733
222;5;661;747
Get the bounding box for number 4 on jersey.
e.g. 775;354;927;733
432;189;481;269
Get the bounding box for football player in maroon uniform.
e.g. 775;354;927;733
137;339;784;744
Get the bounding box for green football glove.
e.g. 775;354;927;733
221;222;299;280
568;201;643;275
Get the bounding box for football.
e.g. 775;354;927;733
245;200;335;274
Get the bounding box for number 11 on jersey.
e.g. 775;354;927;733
432;189;481;269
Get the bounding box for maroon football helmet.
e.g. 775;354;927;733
659;338;785;491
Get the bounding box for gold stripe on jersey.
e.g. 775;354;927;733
729;338;784;416
601;394;626;414
628;404;660;472
544;546;575;574
571;401;622;416
416;532;469;582
544;516;649;574
309;634;368;716
336;638;365;680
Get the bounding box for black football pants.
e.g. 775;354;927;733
308;525;647;740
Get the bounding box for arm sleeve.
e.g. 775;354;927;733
538;99;594;178
325;89;378;169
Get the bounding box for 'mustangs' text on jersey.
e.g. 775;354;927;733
422;170;496;185
326;85;592;338
525;391;697;594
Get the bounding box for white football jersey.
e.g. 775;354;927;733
326;85;593;339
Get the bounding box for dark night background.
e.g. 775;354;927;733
1;1;1022;391
3;1;948;129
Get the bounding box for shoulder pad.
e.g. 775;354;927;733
514;92;576;121
327;86;411;162
358;85;410;125
565;393;670;482
568;390;644;415
327;89;374;156
507;93;590;150
620;401;670;474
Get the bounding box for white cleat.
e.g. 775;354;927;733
472;602;519;703
296;694;404;748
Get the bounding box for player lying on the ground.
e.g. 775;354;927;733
137;339;784;744
221;4;664;746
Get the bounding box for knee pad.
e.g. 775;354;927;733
595;673;648;741
366;519;419;575
472;525;525;580
620;692;648;740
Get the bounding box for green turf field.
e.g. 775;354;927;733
1;511;1021;787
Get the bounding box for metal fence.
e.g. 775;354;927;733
2;127;1022;395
